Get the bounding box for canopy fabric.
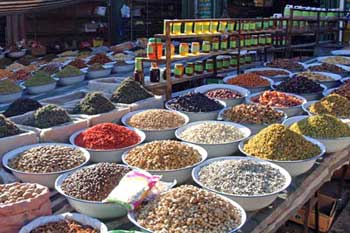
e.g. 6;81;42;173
0;0;88;15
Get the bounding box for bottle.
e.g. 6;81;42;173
174;63;184;78
202;41;211;53
179;43;189;56
134;58;144;83
185;62;194;76
212;37;219;51
150;63;160;83
195;61;204;74
205;59;214;72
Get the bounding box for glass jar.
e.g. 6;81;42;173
184;22;193;34
210;21;219;33
239;54;245;65
185;62;194;76
223;56;230;69
150;63;160;82
212;37;219;51
147;38;163;59
256;21;262;30
216;58;223;71
245;54;252;64
166;43;175;57
266;34;272;45
245;35;251;47
202;41;211;53
230;56;238;67
179;43;189;56
252;35;258;46
249;21;256;31
195;61;204;74
227;22;235;32
240;35;245;47
174;63;184;78
172;22;182;34
243;21;250;31
202;21;210;33
259;35;266;46
219;21;227;32
191;42;200;55
263;20;269;30
221;36;228;50
205;59;214;72
229;36;237;49
194;22;203;34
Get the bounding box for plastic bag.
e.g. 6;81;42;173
103;170;160;210
120;4;130;18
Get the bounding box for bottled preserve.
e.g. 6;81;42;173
150;63;160;83
134;58;144;83
174;63;184;79
185;62;194;76
205;59;214;72
195;61;204;74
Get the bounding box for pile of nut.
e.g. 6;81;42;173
198;160;286;195
128;109;186;130
322;56;350;65
295;71;333;82
125;140;202;170
9;145;86;173
251;91;304;108
0;183;48;205
61;163;131;201
205;88;242;99
251;69;289;77
30;219;98;233
179;122;245;144
266;58;304;71
136;185;242;233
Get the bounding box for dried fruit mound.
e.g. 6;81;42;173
30;219;98;233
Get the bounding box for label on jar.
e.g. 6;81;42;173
179;45;188;54
230;58;237;65
223;60;230;68
252;38;258;46
206;63;214;70
267;37;272;44
245;39;251;47
221;42;228;50
212;42;219;50
250;23;256;31
147;45;154;55
174;68;183;76
230;40;237;48
259;37;266;45
185;67;194;75
227;23;234;31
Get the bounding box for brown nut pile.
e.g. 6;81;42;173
128;109;186;130
30;219;98;233
137;185;242;233
0;182;48;205
125;140;202;170
9;145;86;173
61;163;131;201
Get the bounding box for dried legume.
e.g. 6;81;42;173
128;109;186;130
30;219;99;233
243;124;321;161
167;93;224;112
226;73;270;88
274;76;323;94
61;163;131;201
294;71;333;82
0;182;48;205
309;63;347;74
179;122;245;144
251;69;289;77
125;140;202;170
266;59;304;71
251;90;303;108
205;88;242;99
137;185;242;233
198;160;286;195
309;94;350;118
223;104;284;124
9;145;86;173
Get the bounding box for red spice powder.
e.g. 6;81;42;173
75;123;141;150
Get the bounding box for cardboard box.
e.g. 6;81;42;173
289;194;337;232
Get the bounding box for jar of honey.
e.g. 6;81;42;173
191;42;200;55
172;22;182;34
185;62;194;76
205;59;214;72
179;43;189;56
184;22;193;34
202;41;211;53
174;63;184;78
249;21;256;31
212;37;219;51
210;21;219;33
194;22;203;34
243;21;249;31
202;22;210;33
195;61;204;74
219;21;227;32
147;38;163;59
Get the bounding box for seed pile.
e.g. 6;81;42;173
223;104;284;124
0;79;21;94
136;185;242;233
309;63;347;74
88;63;104;71
30;219;99;233
251;69;289;77
205;88;242;99
226;73;270;88
295;71;333;82
252;91;303;108
75;123;141;150
32;104;71;129
309;94;350;118
0;183;48;205
110;77;154;104
243;124;321;161
61;163;131;201
128;109;186;130
179;122;245;144
167;93;224;112
0;115;21;138
40;63;61;75
198;160;286;195
4;98;42;117
322;56;350;65
68;58;87;69
25;71;55;87
73;92;115;115
88;53;112;65
274;76;323;94
125;140;202;170
330;84;350;100
266;59;304;71
9;145;86;173
56;65;82;78
290;115;350;138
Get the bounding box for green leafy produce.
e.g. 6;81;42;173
309;94;350;118
0;114;21;138
110;77;154;104
88;63;104;71
56;65;83;78
290;115;350;138
73;92;115;115
0;79;21;94
24;71;56;87
243;124;321;161
4;98;42;117
33;104;71;128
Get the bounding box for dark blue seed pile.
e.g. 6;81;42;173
167;93;224;112
274;76;323;94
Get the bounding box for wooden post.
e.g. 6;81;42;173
165;20;172;100
237;19;241;74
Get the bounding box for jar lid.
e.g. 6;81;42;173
148;38;156;42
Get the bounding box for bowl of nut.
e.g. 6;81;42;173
2;143;90;188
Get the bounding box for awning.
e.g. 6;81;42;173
0;0;88;15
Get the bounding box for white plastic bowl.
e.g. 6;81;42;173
55;164;129;219
2;143;90;188
8;50;26;58
283;115;350;153
122;142;208;184
113;64;134;73
19;213;108;233
56;74;86;86
194;84;250;107
121;109;189;142
238;136;326;176
0;91;22;103
128;190;247;233
192;156;291;211
246;92;307;117
317;56;350;66
175;121;251;158
69;127;146;163
244;67;292;82
165;99;226;123
305;62;349;77
83;66;113;79
25;81;57;95
295;71;342;89
223;74;274;93
217;107;287;135
272;82;327;101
